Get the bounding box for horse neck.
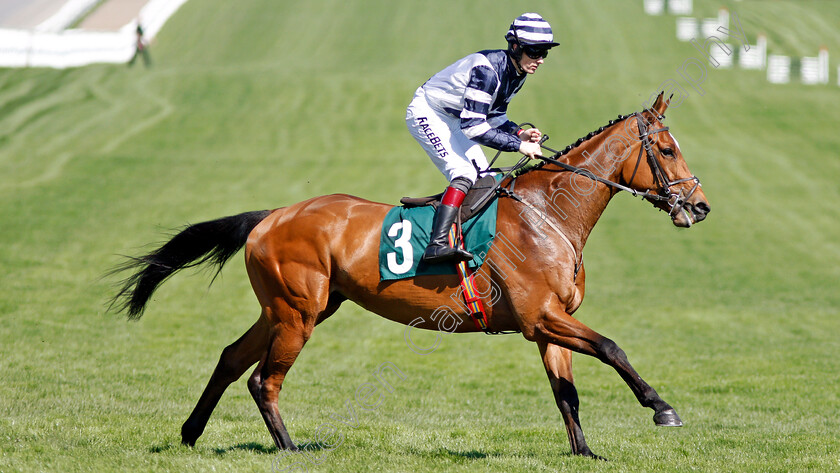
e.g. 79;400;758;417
513;119;634;253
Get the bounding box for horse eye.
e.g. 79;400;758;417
661;148;675;157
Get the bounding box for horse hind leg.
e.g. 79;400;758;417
246;292;344;450
247;322;310;451
248;292;347;451
538;341;605;460
181;318;269;446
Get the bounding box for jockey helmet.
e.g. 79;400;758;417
505;13;559;48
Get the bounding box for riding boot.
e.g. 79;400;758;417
422;186;474;264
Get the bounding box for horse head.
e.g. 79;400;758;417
620;92;710;227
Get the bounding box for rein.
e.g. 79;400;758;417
467;111;702;335
535;113;701;218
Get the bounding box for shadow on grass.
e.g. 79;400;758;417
150;441;500;461
211;440;341;456
443;449;489;459
408;447;498;461
148;441;279;455
213;442;277;455
149;442;180;453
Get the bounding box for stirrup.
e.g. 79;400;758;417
422;245;473;264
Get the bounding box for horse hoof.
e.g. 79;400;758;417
653;408;683;427
180;422;203;447
575;448;608;461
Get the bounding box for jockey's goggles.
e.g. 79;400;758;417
521;45;550;59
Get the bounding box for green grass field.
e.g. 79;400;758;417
1;0;839;471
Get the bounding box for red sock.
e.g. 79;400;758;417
441;187;466;207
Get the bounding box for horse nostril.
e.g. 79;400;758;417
695;201;710;215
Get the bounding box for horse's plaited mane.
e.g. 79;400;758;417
515;112;635;176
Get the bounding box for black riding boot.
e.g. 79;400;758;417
422;204;474;264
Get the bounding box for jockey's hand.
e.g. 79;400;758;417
519;140;543;159
520;128;542;143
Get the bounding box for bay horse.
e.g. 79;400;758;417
111;93;709;459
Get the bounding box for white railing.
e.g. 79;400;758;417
643;0;666;16
675;17;698;42
767;55;791;84
739;35;767;70
799;48;829;85
668;0;693;16
0;0;189;68
649;1;834;87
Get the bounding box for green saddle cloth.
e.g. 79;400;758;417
378;198;498;281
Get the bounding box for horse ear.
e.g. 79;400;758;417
652;91;669;115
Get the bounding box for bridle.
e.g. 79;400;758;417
536;112;701;218
629;113;701;218
464;111;702;333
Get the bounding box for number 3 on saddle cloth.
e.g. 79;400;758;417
379;176;500;331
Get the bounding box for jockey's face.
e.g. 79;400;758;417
519;49;544;74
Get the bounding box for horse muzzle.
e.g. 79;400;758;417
669;190;710;228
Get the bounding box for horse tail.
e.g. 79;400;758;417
109;210;272;320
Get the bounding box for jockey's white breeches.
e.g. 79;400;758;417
406;87;489;184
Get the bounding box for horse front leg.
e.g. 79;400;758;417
533;309;683;428
537;341;605;460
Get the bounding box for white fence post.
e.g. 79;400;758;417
701;8;729;38
644;0;666;15
800;47;829;85
710;43;734;68
668;0;694;15
676;17;698;42
819;47;829;84
767;55;791;84
739;34;766;70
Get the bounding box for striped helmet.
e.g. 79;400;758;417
505;13;559;48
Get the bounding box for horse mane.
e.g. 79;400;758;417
515;112;634;176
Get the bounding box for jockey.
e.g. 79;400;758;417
406;12;558;264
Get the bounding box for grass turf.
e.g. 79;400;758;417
1;0;839;471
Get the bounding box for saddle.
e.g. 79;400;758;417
399;175;499;222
